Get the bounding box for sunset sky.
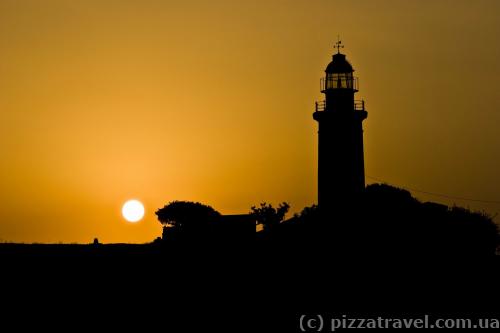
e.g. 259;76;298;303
1;0;499;243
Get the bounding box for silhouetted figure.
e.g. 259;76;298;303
313;39;367;208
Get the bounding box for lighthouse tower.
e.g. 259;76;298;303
313;41;368;208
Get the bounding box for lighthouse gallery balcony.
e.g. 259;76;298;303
315;100;366;112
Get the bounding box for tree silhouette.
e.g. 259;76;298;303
155;201;221;233
250;202;290;230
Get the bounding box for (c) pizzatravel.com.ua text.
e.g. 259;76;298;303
299;314;500;331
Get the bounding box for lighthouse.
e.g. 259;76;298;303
313;40;368;208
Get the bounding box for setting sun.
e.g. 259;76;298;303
122;200;145;223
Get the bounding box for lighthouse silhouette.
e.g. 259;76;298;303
313;40;368;208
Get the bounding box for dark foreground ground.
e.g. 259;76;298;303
1;242;499;331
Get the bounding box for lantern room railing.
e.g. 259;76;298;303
320;76;359;92
315;100;365;112
354;100;365;111
315;100;326;112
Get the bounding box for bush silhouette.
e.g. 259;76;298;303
264;184;499;257
250;202;290;230
156;201;221;234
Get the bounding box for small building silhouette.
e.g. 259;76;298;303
161;214;256;242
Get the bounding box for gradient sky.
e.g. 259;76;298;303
1;0;499;243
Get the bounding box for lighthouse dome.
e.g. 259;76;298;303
325;53;354;73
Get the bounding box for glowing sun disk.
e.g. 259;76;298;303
122;200;145;223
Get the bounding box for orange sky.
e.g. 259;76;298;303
1;0;499;243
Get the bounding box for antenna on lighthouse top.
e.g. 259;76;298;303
334;35;344;54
